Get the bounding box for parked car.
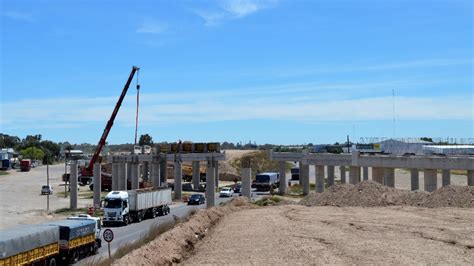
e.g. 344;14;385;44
187;194;205;205
41;185;53;195
233;183;242;193
219;187;234;197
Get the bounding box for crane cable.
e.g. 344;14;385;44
134;68;140;145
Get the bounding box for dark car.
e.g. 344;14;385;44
233;183;242;193
188;194;205;205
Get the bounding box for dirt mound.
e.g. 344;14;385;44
114;198;255;265
300;181;473;208
421;186;474;208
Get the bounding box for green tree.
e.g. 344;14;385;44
0;134;21;148
20;147;45;160
138;134;153;146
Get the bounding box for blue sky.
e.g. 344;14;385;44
1;0;472;145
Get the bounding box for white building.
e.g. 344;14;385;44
423;145;474;155
379;139;432;155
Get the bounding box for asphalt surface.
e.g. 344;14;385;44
79;195;238;264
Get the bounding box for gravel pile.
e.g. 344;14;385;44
300;181;474;208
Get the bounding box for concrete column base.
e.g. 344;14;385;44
384;168;395;188
131;163;139;190
278;161;287;195
372;167;384;184
300;163;310;196
468;170;474;186
192;161;200;191
410;169;419;191
160;159;168;187
152;163;161;188
315;165;325;193
363;166;369;181
241;168;252;198
339;166;346;184
174;161;182;200
424;169;437;192
206;163;216;208
327;166;335;187
349;166;361;185
442;170;451;187
70;163;78;209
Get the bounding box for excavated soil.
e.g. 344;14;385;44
184;205;474;265
114;198;255;265
300;181;474;208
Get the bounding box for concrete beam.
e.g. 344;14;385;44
442;170;451;187
315;165;325;193
70;163;78;209
362;167;369;181
131;163;139;190
327;166;335;187
174;160;182;200
410;169;419;191
384;168;395;188
192;161;200;191
468;170;474;186
112;163;119;191
278;161;287;195
93;163;101;208
206;161;216;208
109;153;226;163
241;168;252;198
300;162;310;196
340;166;346;184
349;166;361;185
424;169;437;192
372;167;384;184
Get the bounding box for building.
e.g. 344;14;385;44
423;145;474;156
379;139;432;155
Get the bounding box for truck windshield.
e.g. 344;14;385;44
256;175;270;182
291;168;299;174
104;199;122;208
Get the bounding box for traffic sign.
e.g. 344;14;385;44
103;229;114;242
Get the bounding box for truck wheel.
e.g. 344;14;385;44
124;215;129;226
70;250;79;264
48;258;57;266
151;208;157;218
137;212;143;222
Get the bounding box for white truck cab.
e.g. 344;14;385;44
103;191;130;225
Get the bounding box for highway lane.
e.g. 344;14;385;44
80;195;236;264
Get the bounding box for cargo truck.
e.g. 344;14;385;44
254;172;280;192
0;217;101;265
103;187;172;226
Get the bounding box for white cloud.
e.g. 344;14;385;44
136;19;166;34
194;0;278;26
2;11;34;22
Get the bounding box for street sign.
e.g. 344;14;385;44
103;229;114;242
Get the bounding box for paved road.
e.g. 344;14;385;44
79;195;238;264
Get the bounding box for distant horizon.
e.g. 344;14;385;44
1;1;472;144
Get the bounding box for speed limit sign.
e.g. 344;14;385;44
103;229;114;242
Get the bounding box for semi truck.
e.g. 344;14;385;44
254;172;280;192
0;217;101;265
103;187;172;226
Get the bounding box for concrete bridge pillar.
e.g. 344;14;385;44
160;159;168;187
143;162;149;181
241;167;252;198
70;163;78;209
112;163;119;191
315;165;325;193
410;169;419;191
327;165;335;187
424;169;437;192
468;170;474;186
192;161;200;191
118;163;126;190
126;162;132;183
300;162;310;196
349;166;361;185
131;163;139;190
339;166;346;184
442;170;451;187
384;168;395;188
215;162;219;188
93;163;101;208
152;162;161;188
174;160;182;200
278;161;287;195
362;166;369;181
206;160;216;208
372;167;384;184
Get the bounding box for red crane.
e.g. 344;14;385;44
80;66;140;178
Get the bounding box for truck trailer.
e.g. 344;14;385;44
0;216;101;265
103;187;172;226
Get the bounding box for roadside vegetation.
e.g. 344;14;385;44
231;150;292;177
254;196;283;206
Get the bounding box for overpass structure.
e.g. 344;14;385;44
270;151;474;195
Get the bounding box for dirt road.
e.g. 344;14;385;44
185;205;474;264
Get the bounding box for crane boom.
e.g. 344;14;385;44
82;66;139;177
